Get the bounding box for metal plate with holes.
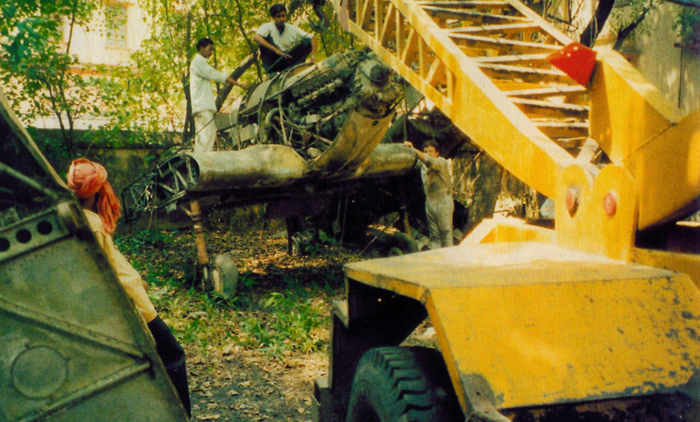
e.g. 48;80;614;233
1;87;188;421
0;209;68;263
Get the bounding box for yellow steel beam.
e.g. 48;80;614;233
589;50;684;164
620;108;700;229
332;0;576;199
587;49;700;228
340;0;699;231
503;0;572;45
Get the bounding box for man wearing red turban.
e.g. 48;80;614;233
67;158;191;416
66;158;121;234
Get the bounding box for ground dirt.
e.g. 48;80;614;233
118;215;433;422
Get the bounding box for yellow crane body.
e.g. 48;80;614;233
313;0;700;420
344;242;700;411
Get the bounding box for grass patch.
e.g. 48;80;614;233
115;226;349;361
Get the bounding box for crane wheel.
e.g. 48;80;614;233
346;346;463;422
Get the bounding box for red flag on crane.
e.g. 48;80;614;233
546;42;598;87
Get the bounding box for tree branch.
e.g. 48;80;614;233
614;4;654;50
66;0;77;54
215;54;257;111
230;0;264;80
665;0;700;8
579;0;616;47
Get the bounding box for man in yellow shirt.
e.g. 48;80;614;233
67;158;191;416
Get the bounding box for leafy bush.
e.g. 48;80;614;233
675;8;700;53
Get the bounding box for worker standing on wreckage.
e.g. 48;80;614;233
404;140;454;249
254;3;319;74
190;37;249;153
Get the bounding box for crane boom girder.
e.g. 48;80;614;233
335;0;578;199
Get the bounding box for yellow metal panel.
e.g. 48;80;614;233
556;164;638;260
345;242;700;410
589;50;684;164
462;218;555;245
620;109;700;229
346;242;646;300
632;247;700;290
426;271;700;410
462;219;499;244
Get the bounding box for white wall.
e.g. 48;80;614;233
60;1;150;66
631;3;699;115
32;2;153;129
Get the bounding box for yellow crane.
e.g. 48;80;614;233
313;0;700;420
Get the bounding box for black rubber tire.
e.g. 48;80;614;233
346;346;463;422
386;246;404;257
385;232;419;256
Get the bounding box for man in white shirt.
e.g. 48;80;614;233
254;3;318;74
189;37;248;153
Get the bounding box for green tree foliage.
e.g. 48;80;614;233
674;6;700;53
1;0;100;156
2;0;354;152
129;0;354;142
610;0;664;50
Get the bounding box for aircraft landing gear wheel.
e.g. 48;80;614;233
384;233;419;257
387;246;404;257
346;346;463;422
210;253;239;298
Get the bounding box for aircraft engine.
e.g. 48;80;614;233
219;50;403;162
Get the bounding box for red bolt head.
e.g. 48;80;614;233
565;186;580;215
603;191;618;216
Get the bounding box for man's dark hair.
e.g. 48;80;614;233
196;37;214;51
423;140;440;154
270;3;287;16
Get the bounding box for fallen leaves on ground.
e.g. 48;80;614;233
118;216;361;421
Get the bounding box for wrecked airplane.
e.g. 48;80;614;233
122;50;413;217
121;50;418;296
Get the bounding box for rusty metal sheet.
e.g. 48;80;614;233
309;111;396;177
0;87;187;421
336;143;416;180
189;145;309;191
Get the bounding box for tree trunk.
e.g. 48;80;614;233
182;11;195;144
613;6;651;50
579;0;616;47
